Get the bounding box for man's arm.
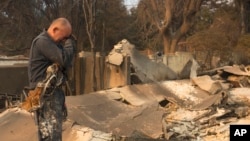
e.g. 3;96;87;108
63;38;75;68
36;38;74;69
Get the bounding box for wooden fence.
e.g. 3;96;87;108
67;52;130;95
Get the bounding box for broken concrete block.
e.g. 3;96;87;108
71;125;114;141
191;75;223;94
223;65;250;76
227;88;250;105
234;106;250;118
106;52;124;66
179;58;200;79
191;90;228;110
190;58;200;79
163;52;194;77
118;39;177;81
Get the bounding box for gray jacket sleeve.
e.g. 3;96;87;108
63;39;75;68
35;38;74;69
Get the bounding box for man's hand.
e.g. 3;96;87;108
64;34;76;46
69;34;77;41
64;34;77;53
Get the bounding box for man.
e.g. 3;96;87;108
28;17;75;141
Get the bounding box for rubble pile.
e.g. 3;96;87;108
1;38;250;141
106;39;178;82
162;65;250;141
105;40;250;140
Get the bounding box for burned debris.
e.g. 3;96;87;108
105;40;250;140
0;56;29;111
161;65;250;141
106;39;178;83
1;40;250;141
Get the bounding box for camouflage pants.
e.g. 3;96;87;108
38;87;65;141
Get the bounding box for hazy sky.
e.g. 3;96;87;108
124;0;139;9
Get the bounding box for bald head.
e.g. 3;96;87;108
47;18;72;42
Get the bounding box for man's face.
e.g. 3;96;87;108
53;26;72;43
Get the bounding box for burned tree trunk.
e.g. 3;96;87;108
161;0;203;54
141;0;204;54
82;0;97;91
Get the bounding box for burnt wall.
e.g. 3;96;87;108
0;65;28;95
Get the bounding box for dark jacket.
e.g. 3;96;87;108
28;30;74;89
